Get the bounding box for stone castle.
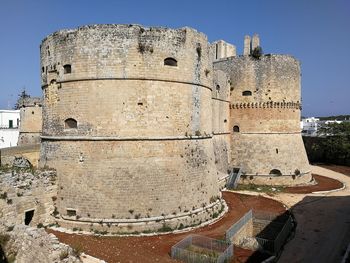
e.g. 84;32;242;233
37;24;310;233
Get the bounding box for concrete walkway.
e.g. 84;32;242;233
278;165;350;263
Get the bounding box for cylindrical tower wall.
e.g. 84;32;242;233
212;70;231;186
214;55;311;185
40;25;225;233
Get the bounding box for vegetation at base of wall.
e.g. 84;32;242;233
303;122;350;166
59;250;69;260
178;223;185;230
236;184;285;193
71;243;83;257
0;234;10;246
93;229;108;235
158;224;173;232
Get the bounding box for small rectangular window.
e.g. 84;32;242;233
9;120;13;128
63;64;72;74
67;209;76;217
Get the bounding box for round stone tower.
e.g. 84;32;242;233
40;24;225;233
214;54;311;185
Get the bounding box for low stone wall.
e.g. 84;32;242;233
231;217;254;245
0;169;57;227
0;144;40;167
239;172;313;186
0;224;81;263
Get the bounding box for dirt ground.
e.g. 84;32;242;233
48;192;285;263
284;174;344;194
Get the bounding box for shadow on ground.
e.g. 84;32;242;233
246;195;350;263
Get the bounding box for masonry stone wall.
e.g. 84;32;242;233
18;97;43;146
0;170;56;227
231;218;254;245
0;144;40;167
39;24;225;233
0;224;81;263
18;106;42;145
214;55;311;185
212;70;231;185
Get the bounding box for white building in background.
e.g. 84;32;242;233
301;117;320;136
0;110;20;148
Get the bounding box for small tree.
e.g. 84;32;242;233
251;46;263;59
14;88;30;109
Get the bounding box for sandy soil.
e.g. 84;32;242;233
47;192;285;263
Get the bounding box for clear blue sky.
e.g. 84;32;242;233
0;0;349;117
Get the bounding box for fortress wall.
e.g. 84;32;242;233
41;139;220;219
18;105;42;145
230;106;301;133
41;25;212;88
40;25;224;232
42;80;212;137
215;55;301;103
212;70;231;179
215;54;310;184
232;133;311;179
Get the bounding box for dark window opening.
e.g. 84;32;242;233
138;102;143;106
233;125;240;132
63;64;72;74
215;44;218;59
216;85;220;91
242;90;252;96
25;210;35;225
65;118;77;129
67;209;76;217
164;57;177;67
276;148;279;154
269;169;282;176
224;119;227;123
42;67;45;73
9;120;13;128
17;118;19;126
32;111;34;115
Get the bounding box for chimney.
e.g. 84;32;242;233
251;34;260;51
243;35;251;56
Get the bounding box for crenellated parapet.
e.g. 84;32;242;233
231;101;302;110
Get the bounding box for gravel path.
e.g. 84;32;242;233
278;165;350;263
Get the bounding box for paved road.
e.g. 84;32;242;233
278;166;350;263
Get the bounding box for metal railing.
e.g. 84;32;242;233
225;209;252;242
226;167;243;189
273;215;293;253
171;234;233;263
225;209;293;255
